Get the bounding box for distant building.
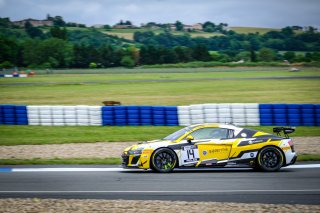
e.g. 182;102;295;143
113;24;138;29
13;18;53;27
92;24;104;29
169;23;203;31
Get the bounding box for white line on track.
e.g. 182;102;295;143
1;189;320;193
1;164;320;173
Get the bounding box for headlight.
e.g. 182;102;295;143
128;148;144;155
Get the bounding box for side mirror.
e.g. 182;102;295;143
186;135;194;143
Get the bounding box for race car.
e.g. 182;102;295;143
122;124;297;172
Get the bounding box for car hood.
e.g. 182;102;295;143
124;139;173;152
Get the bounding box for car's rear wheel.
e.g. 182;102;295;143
256;146;284;172
151;148;177;173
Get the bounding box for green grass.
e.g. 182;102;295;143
0;126;181;145
297;154;320;161
0;126;318;146
0;157;121;165
230;27;279;34
0;67;319;105
0;154;318;165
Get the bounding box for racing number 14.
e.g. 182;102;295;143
182;145;200;163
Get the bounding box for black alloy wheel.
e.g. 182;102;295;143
151;148;177;173
256;146;284;172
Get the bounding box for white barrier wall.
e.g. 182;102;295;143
177;103;260;126
27;105;102;126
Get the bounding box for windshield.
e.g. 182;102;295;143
163;127;191;141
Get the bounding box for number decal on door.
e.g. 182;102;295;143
182;145;200;163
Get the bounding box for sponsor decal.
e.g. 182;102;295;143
203;150;208;156
250;153;254;157
281;147;291;151
241;133;247;137
209;148;229;154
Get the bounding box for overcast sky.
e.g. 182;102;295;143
0;0;319;28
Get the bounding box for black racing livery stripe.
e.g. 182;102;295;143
237;138;269;147
229;149;259;159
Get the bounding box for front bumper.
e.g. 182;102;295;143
121;153;141;168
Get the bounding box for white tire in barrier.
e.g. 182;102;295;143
231;103;245;109
191;118;204;124
179;114;191;119
233;122;246;126
246;114;260;119
88;106;101;111
29;122;40;126
218;117;232;123
218;108;231;114
232;113;246;119
231;108;245;114
89;111;102;116
76;105;89;110
190;104;203;110
40;114;52;119
203;104;218;109
51;114;64;119
178;118;191;126
77;118;90;123
53;123;65;126
64;110;76;116
65;119;77;123
38;106;51;110
190;109;203;115
233;118;246;123
65;123;77;126
204;109;217;114
77;115;89;119
204;113;218;118
191;114;204;119
65;114;77;119
89;115;101;120
64;106;76;110
40;118;52;123
245;108;259;114
53;118;64;123
39;110;51;115
178;106;190;111
41;123;53;126
52;110;64;115
246;122;260;126
27;114;40;119
218;104;231;109
76;110;88;115
244;103;259;109
219;113;232;118
178;111;190;117
246;118;260;123
77;123;89;126
28;119;40;125
90;123;102;126
205;118;219;123
51;106;64;110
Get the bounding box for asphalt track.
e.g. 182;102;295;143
1;76;320;86
0;163;320;204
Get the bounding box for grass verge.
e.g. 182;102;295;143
0;158;121;165
0;126;319;146
0;154;318;165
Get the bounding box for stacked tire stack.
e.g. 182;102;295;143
27;106;40;125
316;104;320;126
301;104;315;126
102;106;114;126
2;105;16;125
287;104;301;126
152;106;166;126
64;106;77;126
39;106;52;126
127;106;140;126
231;104;246;126
76;106;89;126
259;104;273;126
245;104;260;126
190;104;204;124
177;106;191;126
114;106;127;126
89;106;102;126
140;106;153;126
0;105;2;124
218;104;232;124
52;106;64;126
203;104;218;123
165;106;179;126
273;104;288;126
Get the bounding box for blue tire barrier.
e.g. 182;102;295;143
259;104;273;109
127;106;139;110
166;115;178;120
301;114;315;119
287;104;300;109
114;115;126;119
260;114;272;119
287;114;300;119
288;109;300;114
273;114;286;119
154;115;165;119
141;114;152;119
128;114;139;119
273;109;287;114
259;109;272;114
141;110;152;114
273;104;287;109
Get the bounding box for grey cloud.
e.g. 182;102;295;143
0;0;319;28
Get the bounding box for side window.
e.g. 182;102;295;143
227;129;234;139
186;128;229;140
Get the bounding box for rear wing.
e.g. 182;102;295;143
273;127;295;138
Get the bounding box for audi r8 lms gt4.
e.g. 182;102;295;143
122;124;297;172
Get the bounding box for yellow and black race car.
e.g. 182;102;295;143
122;124;297;172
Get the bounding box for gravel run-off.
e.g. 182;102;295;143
0;137;319;159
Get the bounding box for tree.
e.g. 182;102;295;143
121;56;135;68
258;48;276;62
24;21;44;38
52;16;66;27
50;26;67;40
283;51;296;62
175;21;184;31
192;44;211;61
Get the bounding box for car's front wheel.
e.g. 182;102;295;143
151;148;177;173
256;146;284;172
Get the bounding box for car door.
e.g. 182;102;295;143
179;127;234;166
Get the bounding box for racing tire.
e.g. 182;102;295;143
256;146;284;172
151;148;177;173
